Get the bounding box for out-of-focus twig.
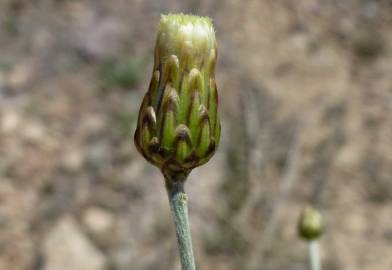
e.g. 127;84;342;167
245;114;306;270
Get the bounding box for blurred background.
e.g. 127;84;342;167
0;0;391;270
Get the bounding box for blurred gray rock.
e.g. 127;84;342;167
61;147;85;172
43;216;106;270
83;207;114;235
1;109;21;134
73;17;128;60
22;121;46;143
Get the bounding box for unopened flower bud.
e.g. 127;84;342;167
134;14;220;178
298;206;324;241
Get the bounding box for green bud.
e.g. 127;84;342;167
134;13;220;177
298;206;324;241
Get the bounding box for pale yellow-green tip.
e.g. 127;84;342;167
156;14;216;69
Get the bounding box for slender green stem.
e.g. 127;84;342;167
309;240;321;270
165;179;195;270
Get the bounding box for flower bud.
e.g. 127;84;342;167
134;14;220;177
298;206;324;241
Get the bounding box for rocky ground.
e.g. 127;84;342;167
0;1;391;270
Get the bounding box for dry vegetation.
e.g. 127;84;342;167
0;1;391;270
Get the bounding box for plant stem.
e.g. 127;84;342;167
309;240;321;270
165;178;196;270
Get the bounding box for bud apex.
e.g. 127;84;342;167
298;206;324;241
